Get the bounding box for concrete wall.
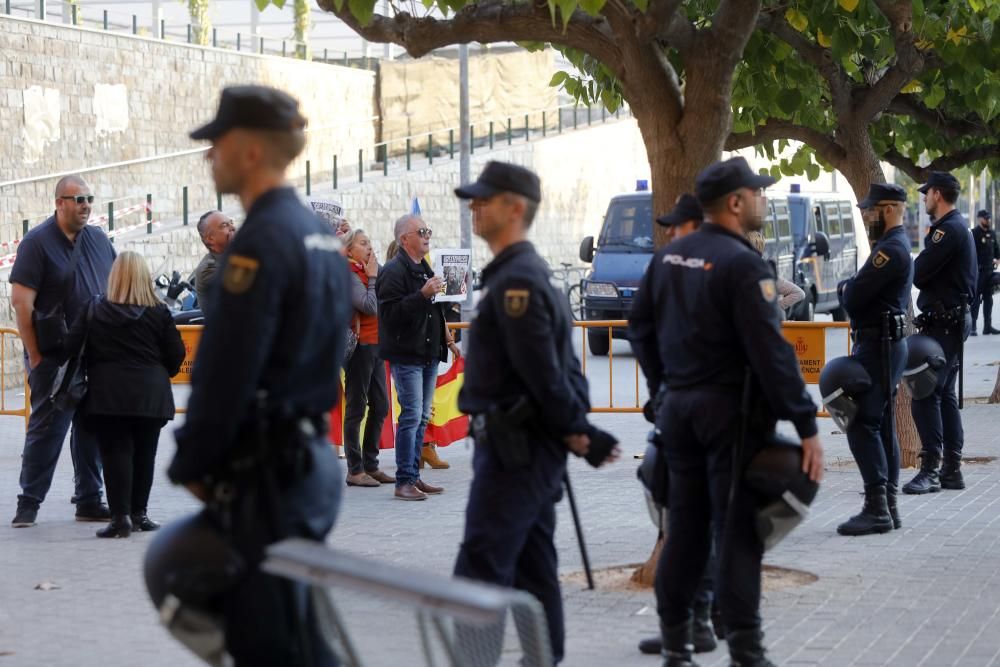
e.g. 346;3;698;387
0;14;377;243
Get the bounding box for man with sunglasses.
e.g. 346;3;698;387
10;174;116;527
376;215;459;500
194;210;236;317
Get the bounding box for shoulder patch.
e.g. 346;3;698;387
504;289;530;318
758;278;777;303
872;250;891;269
932;229;946;244
222;255;260;294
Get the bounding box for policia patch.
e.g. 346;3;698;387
932;229;946;244
222;255;260;294
758;279;777;303
504;289;530;318
872;251;891;269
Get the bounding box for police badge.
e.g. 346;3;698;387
758;279;777;303
222;255;260;294
504;289;530;318
872;251;890;269
932;229;946;244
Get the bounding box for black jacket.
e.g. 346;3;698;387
914;209;977;311
64;298;185;420
375;252;448;365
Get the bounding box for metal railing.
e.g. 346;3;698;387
0;328;28;429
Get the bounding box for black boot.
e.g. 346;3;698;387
902;453;941;495
691;597;718;653
837;484;893;536
727;627;776;667
660;620;700;667
886;483;901;529
711;602;727;640
96;515;132;538
939;452;966;490
984;317;1000;335
130;513;161;532
638;636;661;655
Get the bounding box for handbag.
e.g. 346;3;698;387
343;313;360;364
33;227;85;354
49;300;95;413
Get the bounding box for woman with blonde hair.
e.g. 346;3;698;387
63;251;185;537
746;230;806;319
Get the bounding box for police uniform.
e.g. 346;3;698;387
834;184;913;535
168;87;351;666
971;210;1000;334
905;171;977;495
630;157;817;665
453;163;591;665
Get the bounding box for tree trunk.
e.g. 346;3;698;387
630;534;663;587
990;366;1000;404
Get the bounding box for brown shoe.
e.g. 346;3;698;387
346;472;379;488
415;479;444;495
420;444;451;470
394;484;428;501
367;469;396;485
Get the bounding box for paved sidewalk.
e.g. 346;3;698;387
1;403;1000;666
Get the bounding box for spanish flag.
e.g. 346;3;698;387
328;356;469;450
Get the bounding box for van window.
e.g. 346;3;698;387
824;203;842;237
599;199;654;250
813;206;824;234
839;202;854;236
763;214;777;242
774;200;791;239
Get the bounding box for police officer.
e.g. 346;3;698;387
633;194;722;659
834;184;913;535
630;157;823;667
165;86;350;665
453;161;619;664
971;209;1000;335
903;171;977;495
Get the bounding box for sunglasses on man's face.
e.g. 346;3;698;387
409;228;433;239
60;195;94;205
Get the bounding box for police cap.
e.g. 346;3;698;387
695;157;777;205
978;209;991;220
656;193;703;227
455;161;542;203
857;183;907;209
191;86;307;141
917;171;960;195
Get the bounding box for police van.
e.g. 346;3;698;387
577;185;864;354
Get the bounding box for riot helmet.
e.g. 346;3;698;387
819;356;872;431
144;511;244;665
744;432;820;551
636;430;668;533
902;334;946;400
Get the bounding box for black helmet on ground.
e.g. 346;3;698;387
744;431;820;551
819;356;872;432
902;334;946;400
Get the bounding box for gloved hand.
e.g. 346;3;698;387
584;426;620;468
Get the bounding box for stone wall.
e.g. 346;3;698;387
0;14;377;243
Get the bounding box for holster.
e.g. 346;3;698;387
470;396;537;471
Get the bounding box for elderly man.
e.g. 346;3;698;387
194;210;235;317
11;174;116;527
375;215;460;500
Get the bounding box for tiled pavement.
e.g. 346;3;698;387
2;398;1000;665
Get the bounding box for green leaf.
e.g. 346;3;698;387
970;0;984;11
347;0;375;25
255;0;271;11
632;0;647;12
776;89;802;115
806;162;821;181
515;41;547;52
578;0;605;16
549;71;570;87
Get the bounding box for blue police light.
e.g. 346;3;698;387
790;183;801;193
636;180;649;192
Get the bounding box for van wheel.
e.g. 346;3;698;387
587;329;610;356
794;297;815;322
831;306;848;322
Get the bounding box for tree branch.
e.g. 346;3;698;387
886;94;993;139
725;119;847;169
883;143;1000;182
316;0;620;67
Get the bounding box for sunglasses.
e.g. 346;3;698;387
408;228;433;239
60;195;95;204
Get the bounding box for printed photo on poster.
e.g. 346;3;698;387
432;249;471;302
308;198;346;228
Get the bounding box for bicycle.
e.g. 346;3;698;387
550;262;587;320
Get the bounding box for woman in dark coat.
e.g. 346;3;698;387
64;251;185;538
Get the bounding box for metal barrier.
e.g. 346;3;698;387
0;328;28;429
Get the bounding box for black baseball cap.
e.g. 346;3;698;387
857;183;907;209
656;193;703;227
978;209;991;220
454;161;542;203
917;171;960;194
190;85;307;140
695;157;777;205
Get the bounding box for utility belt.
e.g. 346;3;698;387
914;304;969;332
851;313;906;343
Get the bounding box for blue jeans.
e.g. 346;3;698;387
391;362;437;487
19;356;104;507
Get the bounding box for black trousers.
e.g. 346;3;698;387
342;344;389;475
846;339;907;487
911;316;970;460
972;269;995;326
86;415;164;516
656;388;764;633
454;439;567;664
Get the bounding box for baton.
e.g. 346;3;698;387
958;328;965;410
563;471;594;590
